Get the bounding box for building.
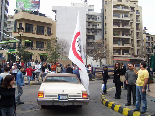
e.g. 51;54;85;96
144;33;155;59
53;2;103;65
86;12;102;56
1;11;56;62
0;0;9;41
103;0;143;65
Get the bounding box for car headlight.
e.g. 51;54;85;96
38;91;44;98
82;91;88;98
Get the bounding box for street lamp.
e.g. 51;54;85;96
17;26;24;48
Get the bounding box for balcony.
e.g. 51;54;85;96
113;43;131;47
87;39;94;42
136;37;141;40
14;12;53;24
113;53;130;56
113;16;130;21
113;8;130;12
86;32;94;35
136;20;140;23
13;32;52;40
86;18;94;22
136;12;140;15
113;25;130;29
87;25;93;28
113;34;131;38
136;29;140;32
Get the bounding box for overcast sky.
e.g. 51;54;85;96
8;0;155;35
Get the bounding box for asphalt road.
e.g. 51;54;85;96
16;79;123;116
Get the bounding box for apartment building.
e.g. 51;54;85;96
86;12;102;56
0;0;9;41
145;33;155;56
103;0;143;65
1;11;56;62
53;2;102;59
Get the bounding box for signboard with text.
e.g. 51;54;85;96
16;0;40;11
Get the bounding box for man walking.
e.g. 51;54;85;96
16;66;25;105
125;64;137;106
134;61;149;114
102;66;109;95
25;65;36;86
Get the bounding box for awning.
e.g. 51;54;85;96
6;51;17;54
9;40;20;43
39;53;48;56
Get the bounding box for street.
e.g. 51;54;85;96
16;80;123;116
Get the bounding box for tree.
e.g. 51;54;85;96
92;39;106;66
57;38;69;56
16;46;32;62
46;38;61;63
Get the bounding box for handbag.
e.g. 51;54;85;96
120;75;125;82
101;84;105;91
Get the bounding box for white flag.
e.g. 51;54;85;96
68;11;90;95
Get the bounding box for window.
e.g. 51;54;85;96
36;41;44;48
14;20;17;32
25;23;33;33
47;27;51;35
105;9;106;12
19;23;22;28
105;1;107;4
98;17;99;19
113;14;120;18
121;6;124;9
98;24;99;26
105;31;107;34
105;23;106;26
37;25;44;35
25;41;33;48
105;16;106;19
117;6;120;9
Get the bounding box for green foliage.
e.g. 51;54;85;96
46;38;61;63
16;46;32;62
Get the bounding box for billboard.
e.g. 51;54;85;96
16;0;40;11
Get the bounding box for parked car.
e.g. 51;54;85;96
37;73;89;108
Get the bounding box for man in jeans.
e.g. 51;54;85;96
134;61;149;114
16;66;25;105
125;64;137;106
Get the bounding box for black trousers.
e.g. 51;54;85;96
103;83;107;94
115;83;121;98
124;80;127;89
127;84;136;104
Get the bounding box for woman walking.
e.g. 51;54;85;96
113;62;121;99
0;75;16;116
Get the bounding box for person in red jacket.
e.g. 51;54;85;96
25;65;36;86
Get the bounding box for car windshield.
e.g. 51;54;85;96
44;76;80;83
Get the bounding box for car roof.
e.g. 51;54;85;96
46;73;77;77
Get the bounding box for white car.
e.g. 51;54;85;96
37;73;89;108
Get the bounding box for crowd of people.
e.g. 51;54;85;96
0;60;94;116
102;61;149;114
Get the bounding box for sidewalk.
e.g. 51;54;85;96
101;82;155;116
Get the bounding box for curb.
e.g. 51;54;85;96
101;87;152;116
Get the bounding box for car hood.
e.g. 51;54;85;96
40;83;86;94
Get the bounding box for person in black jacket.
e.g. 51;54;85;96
0;75;16;116
66;64;73;73
102;66;109;95
113;62;121;99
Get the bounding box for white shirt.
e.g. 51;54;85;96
35;64;41;72
0;73;10;79
12;66;18;73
